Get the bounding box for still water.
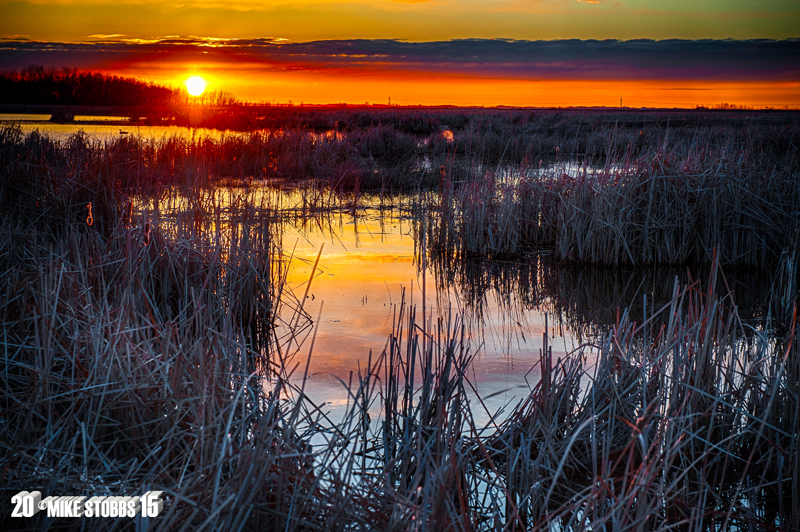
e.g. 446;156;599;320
143;185;581;425
276;209;579;423
0;113;236;142
151;186;773;426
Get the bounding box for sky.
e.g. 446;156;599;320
1;0;799;107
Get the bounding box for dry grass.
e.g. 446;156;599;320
1;214;797;530
1;118;798;530
423;141;800;270
475;262;798;530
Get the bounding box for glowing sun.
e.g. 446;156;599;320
185;75;207;96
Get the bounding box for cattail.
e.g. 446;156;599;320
125;201;133;227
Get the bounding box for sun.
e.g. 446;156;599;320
185;75;207;96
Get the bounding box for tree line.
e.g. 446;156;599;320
0;65;179;106
0;65;235;107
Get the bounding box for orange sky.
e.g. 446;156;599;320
1;1;799;107
165;71;798;108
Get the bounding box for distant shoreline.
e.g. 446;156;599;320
3;104;798;133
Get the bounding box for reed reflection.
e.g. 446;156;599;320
426;248;779;342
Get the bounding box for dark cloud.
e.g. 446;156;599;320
1;37;798;81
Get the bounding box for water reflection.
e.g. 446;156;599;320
429;254;776;340
0;113;239;142
74;115;132;122
277;208;576;423
0;113;52;122
1;113;349;146
133;184;779;426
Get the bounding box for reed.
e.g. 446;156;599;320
2;112;798;530
423;251;778;342
0;151;323;529
423;140;800;270
4;108;798;194
475;264;798;530
333;262;798;530
2;215;797;530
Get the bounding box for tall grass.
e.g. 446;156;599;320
2;115;798;530
9;109;797;194
476;264;797;530
0;123;429;193
423;137;800;271
2;204;797;530
0;140;324;529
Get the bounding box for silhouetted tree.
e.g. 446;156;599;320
0;65;182;106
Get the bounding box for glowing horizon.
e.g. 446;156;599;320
1;37;797;108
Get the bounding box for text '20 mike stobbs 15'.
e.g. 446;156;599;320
11;491;164;518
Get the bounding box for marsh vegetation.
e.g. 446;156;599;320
1;109;798;530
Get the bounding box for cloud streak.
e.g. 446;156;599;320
1;37;798;83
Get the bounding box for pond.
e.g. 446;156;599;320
142;186;584;425
141;184;776;429
9;121;778;426
4;114;793;530
277;207;581;425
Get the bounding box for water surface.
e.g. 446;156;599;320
0;113;237;142
275;207;580;424
140;184;777;426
